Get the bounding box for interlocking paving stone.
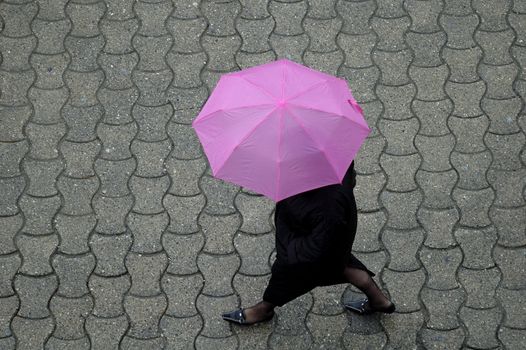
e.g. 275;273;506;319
14;274;57;318
61;140;100;178
164;193;205;233
406;31;446;68
480;63;519;100
0;295;19;337
131;138;172;177
482;96;522;134
85;315;129;349
0;215;22;255
371;17;410;52
89;232;133;277
476;29;515;66
126;251;168;297
448;115;489;153
442;47;482;83
509;12;526;44
420;327;465;350
274;293;312;335
496;287;526;329
416;170;457;209
342;330;387;350
199;212;240;254
268;1;307;36
52;253;95;297
0;106;31;142
134;35;172;72
62;104;102;142
381;311;424;349
441;14;479;49
490;206;526;247
195;335;238;350
382;269;425;312
133;104;172;142
1;1;524;348
460;306;502;349
450;151;492;190
353;211;385;252
473;0;511;32
88;274;130;318
44;337;90;350
354;137;385;174
49;295;92;340
163;232;204;275
443;0;472;16
236;17;274;53
65;36;105;72
11;316;54;350
162;272;203;317
94;158;135;197
28;87;67;124
454;226;498;269
160;314;203;350
166;17;206;53
382;228;423;271
405;0;442;34
35;0;68;21
380;190;422;229
452;187;494;227
234;232;274;275
16;233;59;276
378;117;419;155
373;50;412;86
341;66;379;102
306;313;348;348
419;246;462;290
66;2;105;37
493;246;526;290
130;175;170;214
100;18;139;55
421;287;464;330
196;294;237;338
485;132;525;171
26;122;66;160
354;172;385;212
197;253;240;297
498;327;526;349
123;294;167;339
418;208;459;249
376;84;415;121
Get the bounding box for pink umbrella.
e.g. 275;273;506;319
192;58;371;202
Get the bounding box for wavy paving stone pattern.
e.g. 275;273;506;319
0;0;525;349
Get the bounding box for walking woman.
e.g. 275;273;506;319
222;160;395;325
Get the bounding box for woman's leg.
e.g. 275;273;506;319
343;266;392;309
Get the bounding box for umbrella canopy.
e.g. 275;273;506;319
192;58;371;202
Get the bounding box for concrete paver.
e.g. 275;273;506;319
0;0;525;349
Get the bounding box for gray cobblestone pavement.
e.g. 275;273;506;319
0;0;525;349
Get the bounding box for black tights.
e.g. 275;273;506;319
342;266;391;307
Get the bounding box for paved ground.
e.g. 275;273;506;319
1;0;526;349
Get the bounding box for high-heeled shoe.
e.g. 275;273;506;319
343;298;395;315
221;308;275;326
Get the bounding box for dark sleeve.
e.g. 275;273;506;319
341;160;356;190
287;198;347;265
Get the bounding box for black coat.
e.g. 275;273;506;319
262;161;374;306
274;160;359;268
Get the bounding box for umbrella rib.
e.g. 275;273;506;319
287;102;371;133
238;75;278;100
286;108;340;182
214;107;278;176
193;103;276;126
